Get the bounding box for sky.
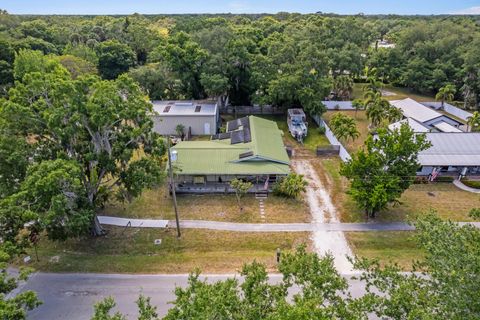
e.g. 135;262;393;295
2;0;480;15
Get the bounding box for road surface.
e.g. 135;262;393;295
19;272;369;319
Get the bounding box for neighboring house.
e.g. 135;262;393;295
417;133;480;178
376;40;396;49
389;98;463;133
388;117;430;133
151;100;219;136
169;116;290;193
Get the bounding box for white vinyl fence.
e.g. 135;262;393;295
313;115;351;162
421;102;473;122
322;101;355;110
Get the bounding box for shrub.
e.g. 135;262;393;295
317;126;326;134
273;173;308;198
414;176;429;184
434;176;454;183
461;179;480;189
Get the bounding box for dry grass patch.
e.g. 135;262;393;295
345;183;480;223
346;231;423;270
309;156;479;223
352;83;434;102
23;227;311;273
323;110;370;154
102;185;311;223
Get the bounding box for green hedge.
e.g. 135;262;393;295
435;176;455;183
461;179;480;189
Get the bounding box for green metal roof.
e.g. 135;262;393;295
171;116;290;175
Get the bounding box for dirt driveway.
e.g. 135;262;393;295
292;158;354;273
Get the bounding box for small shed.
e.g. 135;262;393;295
151;100;219;136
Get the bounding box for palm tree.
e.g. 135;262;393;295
467;111;480;132
351;99;365;119
366;103;385;128
363;67;383;94
364;90;390;128
333;75;354;100
435;84;456;109
175;124;185;140
386;106;403;123
329;113;360;142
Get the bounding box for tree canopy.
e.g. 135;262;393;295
340;124;431;218
1;12;478;109
0;50;166;240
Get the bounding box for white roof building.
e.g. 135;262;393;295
151;100;219;136
419;133;480;167
152;101;217;116
389;98;463;133
432;122;462;133
388;117;430;133
390;98;443;123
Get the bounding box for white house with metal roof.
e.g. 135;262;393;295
416;133;480;177
389;98;463;133
151;100;219;136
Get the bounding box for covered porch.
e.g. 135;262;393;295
418;165;480;180
173;174;283;194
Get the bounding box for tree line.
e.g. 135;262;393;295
1;11;480;111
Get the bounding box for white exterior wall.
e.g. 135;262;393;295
422;102;473;122
152;115;217;135
424;115;461;128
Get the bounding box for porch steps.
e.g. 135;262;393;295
255;192;268;199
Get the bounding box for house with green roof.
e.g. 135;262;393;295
170;116;291;193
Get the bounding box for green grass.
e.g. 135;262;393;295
346;231;423;270
102;185;311;223
23;227;311;273
258;115;329;153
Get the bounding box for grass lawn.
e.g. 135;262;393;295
23;227;311;273
352;83;434;102
309;156;480;223
343;183;480;223
101;185;311;223
323;110;369;154
258;115;330;153
346;231;423;270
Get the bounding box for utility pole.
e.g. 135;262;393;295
167;137;181;238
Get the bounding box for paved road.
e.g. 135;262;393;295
18;272;369;320
98;216;480;232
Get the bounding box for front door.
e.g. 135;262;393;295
204;122;211;135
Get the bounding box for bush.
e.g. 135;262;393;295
317;126;326;134
414;176;429;184
435;176;454;183
273;173;308;198
461;179;480;189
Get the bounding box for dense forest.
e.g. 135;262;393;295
1;10;480;110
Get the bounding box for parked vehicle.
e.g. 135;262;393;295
287;108;308;143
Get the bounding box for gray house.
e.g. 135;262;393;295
417;133;480;178
390;98;463;132
151;101;219;136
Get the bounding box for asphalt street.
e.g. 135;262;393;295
19;272;369;319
